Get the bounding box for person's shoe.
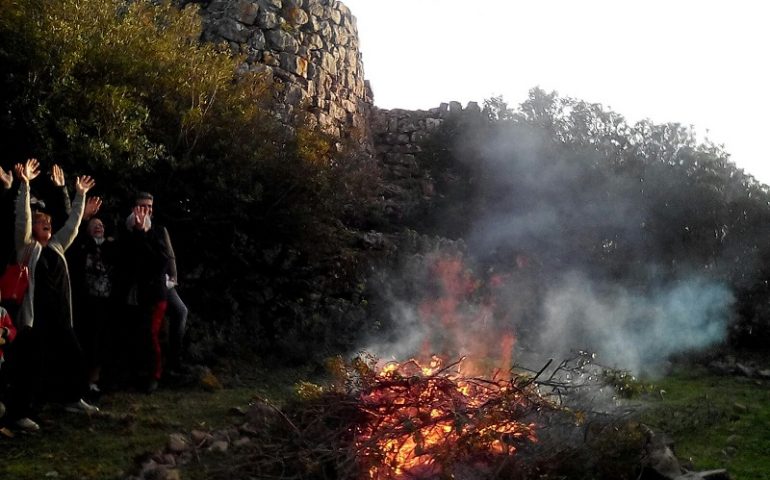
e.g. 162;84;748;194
14;417;40;432
64;399;100;414
145;379;158;394
86;383;102;403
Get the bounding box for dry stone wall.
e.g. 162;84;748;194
370;101;483;222
186;0;486;219
187;0;372;143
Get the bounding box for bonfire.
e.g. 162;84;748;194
351;355;552;479
350;253;558;478
190;252;646;479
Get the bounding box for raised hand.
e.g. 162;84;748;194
26;158;40;181
14;158;40;183
84;196;102;220
75;175;95;195
132;205;148;230
51;164;65;187
0;167;12;189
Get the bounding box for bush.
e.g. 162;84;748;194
0;0;381;361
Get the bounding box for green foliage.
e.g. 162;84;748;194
1;0;272;178
0;361;314;480
0;0;380;360
601;368;653;399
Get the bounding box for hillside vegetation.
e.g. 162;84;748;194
0;0;380;363
413;92;770;350
2;1;770;479
2;0;769;367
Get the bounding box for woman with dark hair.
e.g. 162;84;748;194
4;159;98;431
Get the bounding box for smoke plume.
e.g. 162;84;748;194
530;271;733;374
364;98;738;375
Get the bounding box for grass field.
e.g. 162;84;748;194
0;361;311;480
1;360;768;480
639;366;770;480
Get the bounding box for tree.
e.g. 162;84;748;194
0;0;380;359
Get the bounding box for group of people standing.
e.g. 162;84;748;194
0;159;189;433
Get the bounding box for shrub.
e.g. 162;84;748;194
0;0;380;361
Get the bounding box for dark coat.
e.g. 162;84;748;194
67;232;119;302
115;225;170;307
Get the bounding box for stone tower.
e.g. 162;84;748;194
190;0;372;144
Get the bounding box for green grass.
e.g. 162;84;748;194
638;367;770;480
1;388;254;479
3;360;768;480
0;362;313;480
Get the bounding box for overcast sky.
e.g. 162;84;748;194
342;0;770;185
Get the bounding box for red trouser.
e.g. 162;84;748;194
150;300;168;380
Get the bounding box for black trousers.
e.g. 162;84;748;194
3;324;87;420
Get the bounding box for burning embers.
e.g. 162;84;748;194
348;252;551;477
353;356;548;479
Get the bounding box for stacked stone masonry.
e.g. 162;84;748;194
187;0;485;215
189;0;372;142
370;101;483;221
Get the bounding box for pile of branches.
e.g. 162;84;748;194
194;355;646;480
354;357;549;479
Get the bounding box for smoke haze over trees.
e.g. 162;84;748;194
377;89;770;372
2;1;769;370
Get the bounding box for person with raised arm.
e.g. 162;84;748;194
116;192;184;393
3;159;99;432
0;160;35;325
1;164;17;278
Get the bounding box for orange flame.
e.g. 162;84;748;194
355;357;539;479
413;254;519;378
356;253;541;477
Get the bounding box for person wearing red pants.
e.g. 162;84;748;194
116;192;172;393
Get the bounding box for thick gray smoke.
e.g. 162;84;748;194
531;271;734;375
458;105;736;374
364;99;738;375
364;259;734;376
364;300;430;363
